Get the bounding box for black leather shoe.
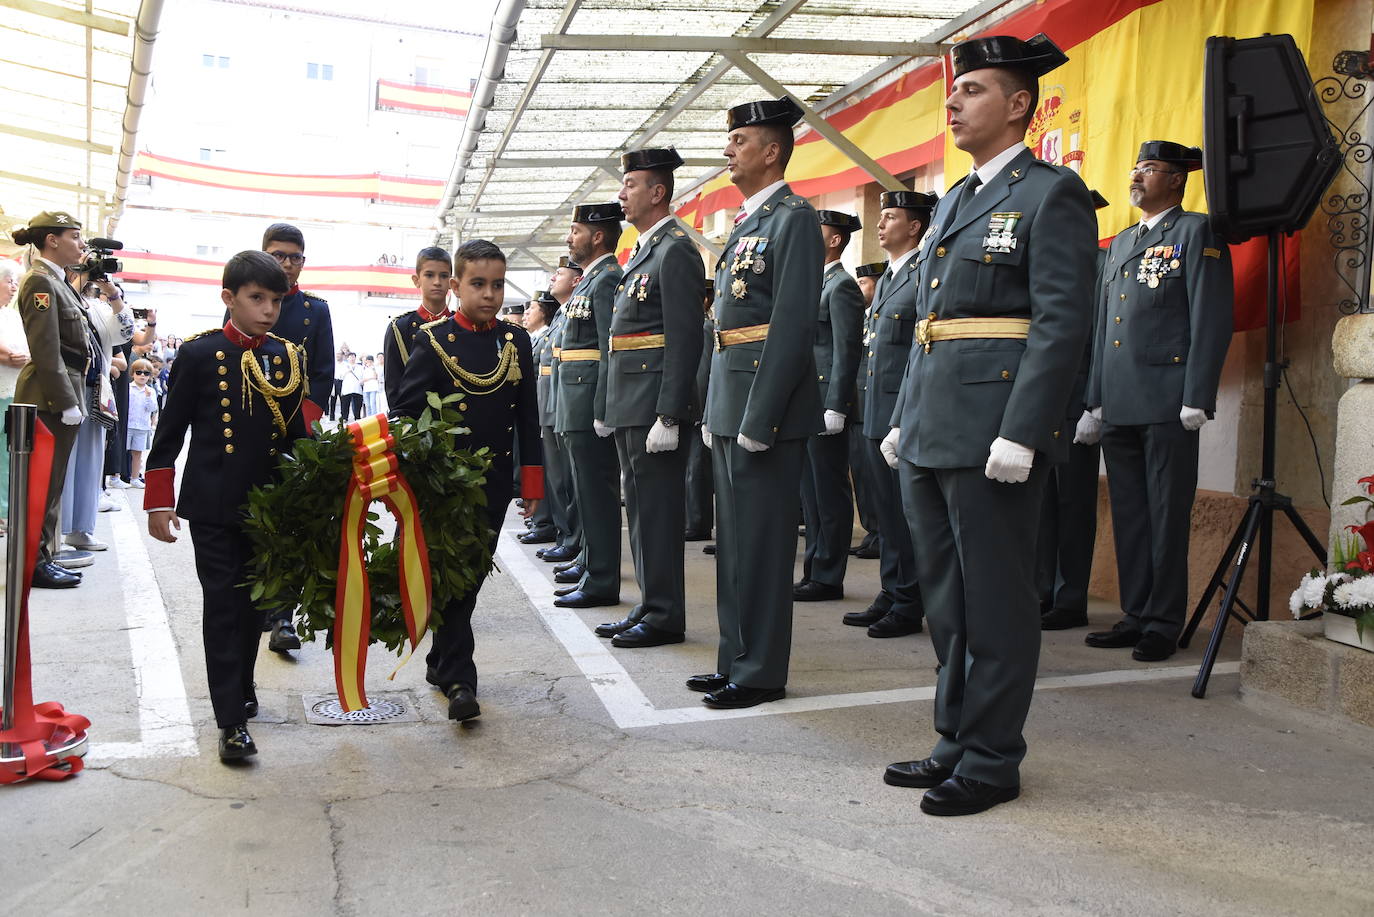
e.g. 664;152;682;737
868;611;923;638
554;590;620;609
686;672;729;693
702;683;785;709
1041;607;1089;630
554;585;578;597
1132;632;1177;662
594;617;637;638
884;757;954;788
794;581;844;602
32;562;80;589
553;559;580;574
446;684;481;721
244;698;259;719
611;622;685;648
920;775;1019;816
268;621;301;653
520;528;556;545
218;725;258;761
541;545;580;563
683;530;712;541
850;535;880;559
843;603;887;627
1085;620;1142;648
702;543;716;555
554;564;586;584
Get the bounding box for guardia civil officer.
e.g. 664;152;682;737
692;97;824;709
595;148;705;648
847;261;886;561
1078;142;1233;661
684;279;716;542
526;291;579;557
552;203;625;609
533;258;584;563
1037;189;1110;630
883;33;1096;815
794;211;863;602
853;190;938;636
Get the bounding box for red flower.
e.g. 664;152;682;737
1348;550;1374;574
1350;520;1374;549
1361;474;1374;496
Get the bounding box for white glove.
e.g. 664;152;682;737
701;425;712;450
1073;409;1102;445
737;433;769;453
821;410;846;436
880;427;900;469
985;437;1034;484
645;418;680;453
593;419;614;438
1180;405;1208;432
60;405;83;426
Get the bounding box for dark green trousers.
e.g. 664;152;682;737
562;429;621;599
614;425;687;632
1036;440;1100;614
541;425;579;549
864;437;923;620
684;422;714;535
800;426;852;588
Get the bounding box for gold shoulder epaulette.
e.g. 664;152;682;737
673;228;686;237
421;317;447;330
184;327;220;342
301;290;326;302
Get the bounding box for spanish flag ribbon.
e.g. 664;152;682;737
333;415;432;712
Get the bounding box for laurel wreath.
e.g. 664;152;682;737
242;394;494;653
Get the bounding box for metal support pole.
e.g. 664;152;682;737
2;403;36;739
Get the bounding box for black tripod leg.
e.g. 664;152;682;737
1281;501;1329;566
1180;502;1250;649
1192;499;1264;699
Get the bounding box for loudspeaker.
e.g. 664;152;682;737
1202;34;1341;243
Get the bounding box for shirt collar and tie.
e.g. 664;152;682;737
735;179;788;227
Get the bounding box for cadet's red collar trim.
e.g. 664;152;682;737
224;320;265;350
287;284;300;297
452;310;493;332
418;304;451;323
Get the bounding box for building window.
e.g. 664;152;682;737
306;62;334;81
219;56;230;68
195;245;223;257
203;54;229;68
198;147;225;162
202;54;213;67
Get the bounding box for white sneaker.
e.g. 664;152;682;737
65;532;109;551
98;493;122;512
107;477;130;489
130;476;145;489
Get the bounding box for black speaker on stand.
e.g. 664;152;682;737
1178;33;1342;697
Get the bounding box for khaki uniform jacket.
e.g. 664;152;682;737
14;259;90;417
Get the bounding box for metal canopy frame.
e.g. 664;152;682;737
436;0;1025;270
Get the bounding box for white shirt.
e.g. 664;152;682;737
339;361;363;396
580;252;615;274
635;214;677;249
970;143;1028;192
0;307;28;398
739;179;787;220
37;256;68;279
887;248;920;279
1139;204;1180;233
823;259;843;274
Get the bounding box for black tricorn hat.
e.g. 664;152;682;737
727;96;805;131
879;190;939;213
854;261;887;279
950;32;1068;79
503;301;526;314
816;210;862;231
621;147;684;173
558;256;583;273
536;290;561;312
571;201;624;224
1090;189;1109;209
1137;140;1203;172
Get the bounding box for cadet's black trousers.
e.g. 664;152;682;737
189;521;262;728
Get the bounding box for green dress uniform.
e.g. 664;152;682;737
1087;145;1233;643
890;36;1096;789
533;301;578;550
848;262;887;553
799;234;863;592
707;101;825;691
554;233;625;602
605;155;705;637
684;313;715;537
381;303;450;408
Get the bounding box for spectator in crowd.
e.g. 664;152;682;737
339;351;364;421
373;353;387;413
330;346;349;419
0;259;31;535
361;354;380;415
126;357;158;485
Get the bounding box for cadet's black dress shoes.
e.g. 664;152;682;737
793;580;844;602
683;529;712;541
1085;620;1142;648
426;666;441;687
553;590;619;609
541;544;579;563
553;564;586;584
268;620;302;653
701;683;785;709
883;757;954;788
446;684;480;721
519;528;556;545
244;690;259;719
919;775;1019;816
1040;607;1089;630
686;672;729;693
867;611;923;638
611;622;684;648
33;562;80;589
218;725;257;761
842;603;887;627
594;616;637;638
1131;631;1176;661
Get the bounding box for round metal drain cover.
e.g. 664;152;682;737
309;696;408;724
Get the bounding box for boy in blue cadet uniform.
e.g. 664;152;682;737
392;239;543;722
846;261;886;563
883;33;1097;815
795;210;864;603
382;246;453;409
145;250;311;762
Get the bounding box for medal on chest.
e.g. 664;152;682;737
983;212;1021;254
1136;243;1182;288
633;274;650;302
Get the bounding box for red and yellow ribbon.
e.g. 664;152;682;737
333;415;432;712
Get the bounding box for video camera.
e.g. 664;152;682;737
77;237;124;282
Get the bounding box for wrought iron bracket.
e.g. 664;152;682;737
1316;51;1374;315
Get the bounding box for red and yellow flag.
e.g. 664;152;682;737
376;79;472;118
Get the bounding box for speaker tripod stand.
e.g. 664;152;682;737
1177;230;1327;698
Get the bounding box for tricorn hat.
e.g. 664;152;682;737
1136;141;1203;172
621;147;684;173
878;190;939;213
502;302;526;315
571;201;625;224
816;210;862;232
557;256;583;274
1089;189;1109;209
726;96;805;131
950;32;1068;79
854;261;887;279
27;210;81;231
